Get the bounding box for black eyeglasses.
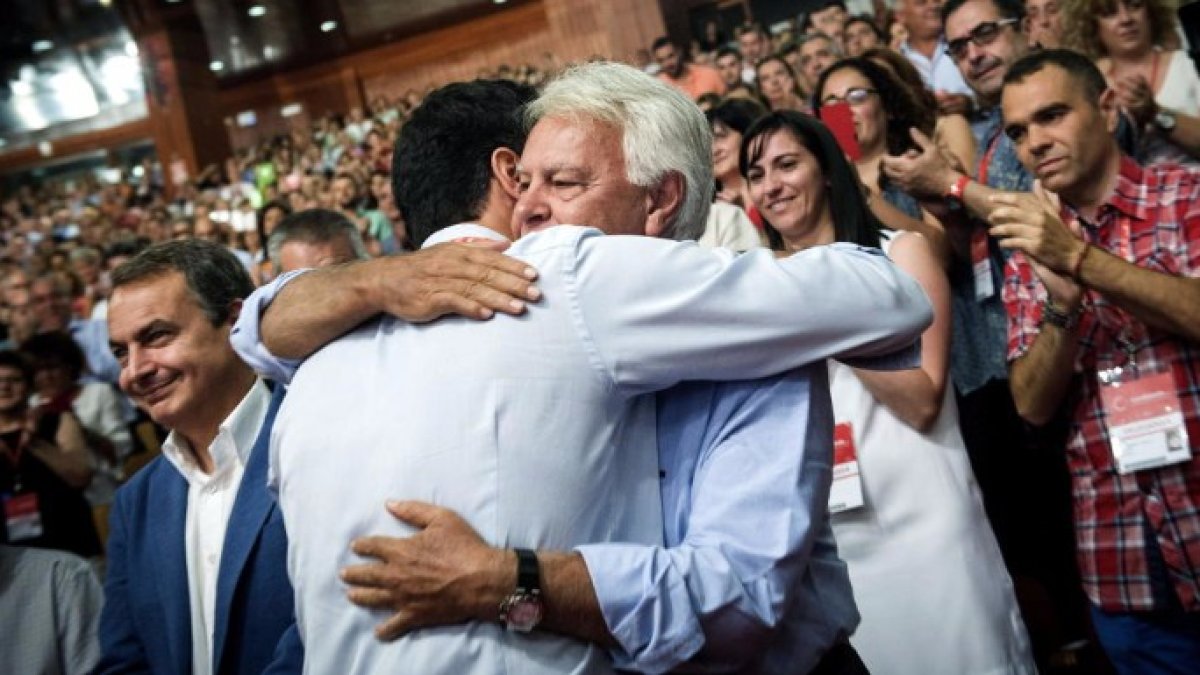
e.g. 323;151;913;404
945;18;1019;61
821;87;878;106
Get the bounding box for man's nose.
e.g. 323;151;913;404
515;187;551;230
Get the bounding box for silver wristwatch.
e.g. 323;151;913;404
1155;109;1177;134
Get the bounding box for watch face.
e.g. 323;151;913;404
506;597;544;632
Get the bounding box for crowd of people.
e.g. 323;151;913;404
1;0;1199;674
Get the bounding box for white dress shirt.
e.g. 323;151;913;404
160;379;269;675
246;224;929;675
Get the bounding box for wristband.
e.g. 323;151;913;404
944;174;970;204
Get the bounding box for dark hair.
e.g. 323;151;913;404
0;350;33;390
256;199;292;246
737;22;770;42
739;111;882;250
942;0;1025;25
20;330;85;381
860;47;938;113
813;57;936;156
715;46;742;63
103;239;147;264
651;36;675;52
706;97;768;135
802;1;849;30
755;55;805;106
1003;49;1108;102
844;16;887;43
267;208;366;269
111;239;253;326
392;79;537;248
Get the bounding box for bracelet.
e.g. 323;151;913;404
1070;244;1091;281
944;174;970;203
1040;299;1082;331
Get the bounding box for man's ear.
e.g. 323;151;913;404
226;298;244;328
644;172;685;239
492;147;522;200
1099;86;1120;134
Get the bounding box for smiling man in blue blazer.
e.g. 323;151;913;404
97;240;300;675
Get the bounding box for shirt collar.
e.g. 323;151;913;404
422;223;512;248
900;37;948;58
162;378;270;485
1066;155;1148;225
1106;155;1150;221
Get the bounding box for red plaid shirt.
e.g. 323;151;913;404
1004;156;1200;613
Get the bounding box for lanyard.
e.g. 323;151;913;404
977;130;1003;187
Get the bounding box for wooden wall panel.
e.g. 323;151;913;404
0;0;670;169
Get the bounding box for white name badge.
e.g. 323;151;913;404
971;229;994;301
1099;371;1192;475
829;422;865;514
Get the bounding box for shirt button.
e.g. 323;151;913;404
207;553;217;566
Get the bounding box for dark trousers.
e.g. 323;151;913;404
1090;604;1200;675
809;642;869;675
957;379;1090;655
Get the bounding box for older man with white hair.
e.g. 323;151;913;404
235;64;930;674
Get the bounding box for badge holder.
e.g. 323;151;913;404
970;228;994;301
829;422;865;513
3;472;44;541
1098;358;1191;475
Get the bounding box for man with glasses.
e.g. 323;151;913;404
883;0;1143;668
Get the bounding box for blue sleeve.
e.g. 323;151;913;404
260;623;304;675
95;494;152;674
230;270;309;384
577;371;828;673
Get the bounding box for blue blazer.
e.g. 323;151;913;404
97;387;303;674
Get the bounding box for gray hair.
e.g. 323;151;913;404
266;208;368;273
526;61;713;241
797;31;843;56
111;239;253;326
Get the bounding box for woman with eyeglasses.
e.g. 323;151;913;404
739;111;1034;675
1063;0;1200;165
814;57;952;264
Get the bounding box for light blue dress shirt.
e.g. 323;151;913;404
580;368;859;674
231;224;927;675
900;38;973;97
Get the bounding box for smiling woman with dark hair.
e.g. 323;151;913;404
739;110;1035;674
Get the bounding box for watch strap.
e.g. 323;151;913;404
1040;299;1081;331
514;548;541;594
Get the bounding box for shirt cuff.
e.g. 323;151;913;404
230;269;309;384
576;543;705;674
